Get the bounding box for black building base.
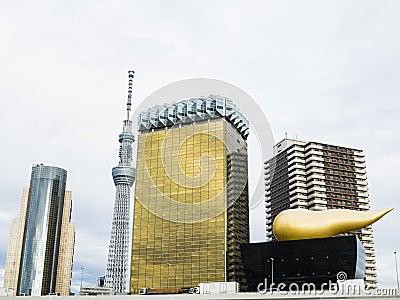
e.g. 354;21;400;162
240;236;365;291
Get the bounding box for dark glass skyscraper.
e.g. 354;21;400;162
4;164;75;296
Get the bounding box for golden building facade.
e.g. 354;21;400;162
130;97;249;293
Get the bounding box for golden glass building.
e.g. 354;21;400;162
130;95;250;293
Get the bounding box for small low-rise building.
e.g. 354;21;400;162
80;286;113;296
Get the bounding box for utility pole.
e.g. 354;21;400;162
80;267;84;291
395;252;399;289
270;258;274;291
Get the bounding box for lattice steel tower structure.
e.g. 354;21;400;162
105;71;136;294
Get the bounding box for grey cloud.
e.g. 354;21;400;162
0;0;399;289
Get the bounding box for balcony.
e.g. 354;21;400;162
290;194;307;200
308;199;327;206
356;174;367;180
288;165;306;174
290;201;307;208
355;162;367;168
354;167;367;175
306;161;324;168
288;152;305;160
306;180;325;188
287;145;304;154
308;192;326;199
365;269;377;275
308;174;325;181
356;185;368;192
305;143;323;151
365;256;376;262
359;204;370;210
355;178;367;184
305;150;323;157
289;187;307;195
305;168;324;176
354;155;366;163
305;155;324;163
357;198;369;204
290;169;307;177
289;182;307;189
357;191;369;198
289;176;307;184
307;185;326;193
288;157;306;165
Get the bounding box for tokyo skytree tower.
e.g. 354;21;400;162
105;71;136;294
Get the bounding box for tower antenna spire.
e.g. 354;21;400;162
127;70;134;120
105;70;136;294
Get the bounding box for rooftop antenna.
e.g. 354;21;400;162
126;70;134;120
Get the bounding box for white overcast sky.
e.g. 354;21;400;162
0;0;399;293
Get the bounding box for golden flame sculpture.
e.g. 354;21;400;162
273;208;393;241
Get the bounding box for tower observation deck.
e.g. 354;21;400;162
105;71;136;294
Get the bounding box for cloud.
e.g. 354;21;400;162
0;0;399;289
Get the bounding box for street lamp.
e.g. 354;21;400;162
270;258;274;290
167;263;172;288
80;267;85;290
395;252;399;289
